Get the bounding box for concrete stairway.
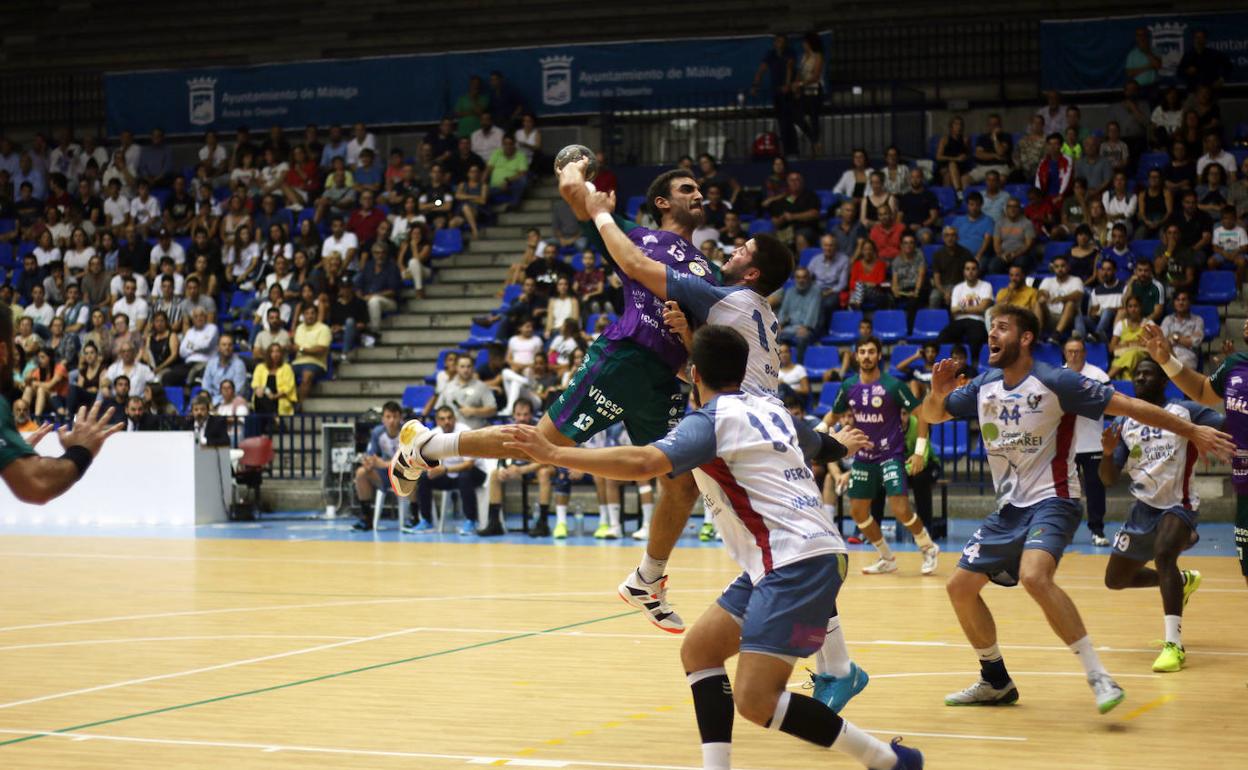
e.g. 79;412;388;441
300;181;556;414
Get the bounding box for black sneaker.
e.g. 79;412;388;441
352;520;373;531
477;522;506;537
529;520;551;537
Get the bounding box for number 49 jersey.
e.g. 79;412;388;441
946;362;1115;509
652;392;847;584
1111;400;1224;510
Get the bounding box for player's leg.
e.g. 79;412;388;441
809;558;871;712
1019;547;1124;713
632;479;656;540
352;464;377;529
1237;493;1248;589
482;464;509;535
603;477;622;538
681;599;744;770
1151;511;1200;672
528;465;555;537
1077;451;1108;545
944;566;1018;705
884;460;938;574
848;463;895;573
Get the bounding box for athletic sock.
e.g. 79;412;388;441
975;644;1011;688
607;503;621;528
912;526;934;551
1164;615;1182;646
768;692;897;770
641;501;654;528
598;503;608;525
1070;635;1108;677
687;668;732;770
538;504;550;526
816;615;852;678
420;431;459;462
638;553;668;583
555;504;568;527
870;538;894;560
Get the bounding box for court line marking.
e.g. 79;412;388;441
0;635;364;653
1121;693;1175;720
0;610;637;748
867;639;1248;657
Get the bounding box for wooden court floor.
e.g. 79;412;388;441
0;535;1245;769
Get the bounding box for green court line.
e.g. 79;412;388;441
0;609;638;748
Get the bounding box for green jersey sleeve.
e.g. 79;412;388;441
0;397;35;472
831;376;855;414
884;374;921;411
578;213;640;271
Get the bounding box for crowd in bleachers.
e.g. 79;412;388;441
0;70;544;424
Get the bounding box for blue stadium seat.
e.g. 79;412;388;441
921;243;941;268
0;218;14;235
822;310;862;345
164;386;186;415
499;283;523;308
425;348;467;383
0;243;13;269
402;384;435;412
872;310;908;343
432;228;464;258
985;274;1009;297
748;217;775;234
625;195;645;220
1110;380;1135;397
798;246;821;267
1085;342;1109;371
815;189;838;213
1165;382;1185;401
16;240;36;259
889;343;920;379
1041;240;1069;270
475;348;491;368
812;382;841;417
1130;239;1159;261
1004;183;1032;201
460;321;500;347
910;309;948;341
1032;343;1063;368
1135;152;1169;183
932;421;969;459
930;186;957;214
571;250;601;272
1196;271;1236;307
228;289;254;315
801;346;840;379
1190;305;1220;342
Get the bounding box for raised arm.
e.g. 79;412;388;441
1140;323;1222;407
581;187;668;300
1103;392;1233;461
915;358;961;424
1097;423;1124;487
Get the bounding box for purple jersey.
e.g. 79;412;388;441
1210;352;1248;492
599;221;716;371
831;372;920;463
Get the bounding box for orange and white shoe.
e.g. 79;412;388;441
396;419;438;476
618;569;684;633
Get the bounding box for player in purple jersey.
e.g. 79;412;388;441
1143;318;1248;585
390;167;716;631
918;305;1233;713
825;337;940;576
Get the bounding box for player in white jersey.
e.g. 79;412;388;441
502;326;923;770
918;305;1234;714
1100;358;1218;672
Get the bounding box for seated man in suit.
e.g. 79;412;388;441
123;395;160;432
186;393;230;446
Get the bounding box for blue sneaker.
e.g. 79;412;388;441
402;520;432;533
890;738;923;769
810;662;870;711
458;522;477;536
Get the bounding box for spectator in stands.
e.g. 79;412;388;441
1063;223;1100;285
349;400;405;531
318;124;347;169
1160;289;1204;370
110;275;149;334
849;235;894;310
1211;204;1248;280
506;317;544;374
485;134;529;210
1197;163;1231;219
1107;294;1148;380
1075;135;1114;201
1137;168;1173;239
776;266;820;360
859;171;894;230
1014;115;1047;182
23;283;54;334
890;232;926;326
830;149;870;202
1101;121;1130;174
419;165;459;231
252;304;290;359
412;405;488;536
937;258;992;359
825;202;861;262
223;224;262;290
825;317;873;383
1148;87;1183;150
135;129;173;188
128;180;161;238
515;114;542;168
450;164;487;240
199;130;229;187
22;346;67;419
292;304;330;405
1173;190;1213;258
869;205;904;260
935;116;971;197
185;392;229;445
397;224;432;298
1150;224;1198;305
445;137;485;185
1035;132;1072;204
1021;184;1056;240
1179;29;1232;91
352;148;382;195
538;273;578;337
524;241;575;300
986;197;1036;275
109;312;136;360
99;373;129;425
896;168;940;244
471;112;505;162
1086;198;1112;246
572;250;609;314
718;211;748;246
455;75;489;139
102;178;129;234
981;171;1009;223
12;152;47;202
807;233;849;320
769;170;820;250
179;306;218;386
436;354;497;429
55;284;88;334
177;275;215;333
994;263;1042;319
928;225;970;309
145;308;183;386
80;309;112;364
1037;255;1085;342
1036;90;1067;136
105;337;155;399
1086;258;1124;343
316;157;357;222
251;342;297;416
201;334;247;407
354;244;401;334
951;191;993;266
750;34;798;156
212;378;250;433
1124;259;1164;324
122;395;159;432
1099;172;1137;238
970;114;1015;183
1124;27;1162;91
697;154;740;206
345;122;376;169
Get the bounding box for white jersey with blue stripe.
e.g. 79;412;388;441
652;391;847;583
945;361;1116;509
1111;400;1223;510
666;267;781;401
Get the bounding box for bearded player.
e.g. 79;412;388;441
917;305;1233;714
822;337;939;575
1099;358;1218;672
1142;319;1248;587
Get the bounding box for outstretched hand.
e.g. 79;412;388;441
929;358;962;402
1189;424;1236;463
57;401;123;457
584;188;618;221
557;157;592;220
500;423;559;465
23;422;55;448
830;425;872;458
1140;322;1172;365
1100;424;1120;454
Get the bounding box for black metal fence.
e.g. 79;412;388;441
0;73;105;137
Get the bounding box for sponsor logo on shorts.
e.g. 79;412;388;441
587;385;625;420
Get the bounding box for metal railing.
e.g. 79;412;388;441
0;73;105;136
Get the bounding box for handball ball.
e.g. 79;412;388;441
554;144;598;181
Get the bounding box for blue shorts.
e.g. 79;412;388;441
1112;501;1199;563
292;362;326;384
716;554;847;660
957;498;1082;587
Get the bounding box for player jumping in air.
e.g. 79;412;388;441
917;305;1233;714
823;336;939;575
502;325;923;770
1099;358;1218;672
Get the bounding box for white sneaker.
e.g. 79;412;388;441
388;451;417;497
921;543;940;575
618;569;684;633
1091;533;1110;547
631;526;649;541
602;525;622;540
862;556;898;574
944;678;1019;706
396;419;438;476
1088;672;1125;714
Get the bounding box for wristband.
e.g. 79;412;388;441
915;438;928;456
593;211;615;229
1160;357;1183;378
62;445;93;479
